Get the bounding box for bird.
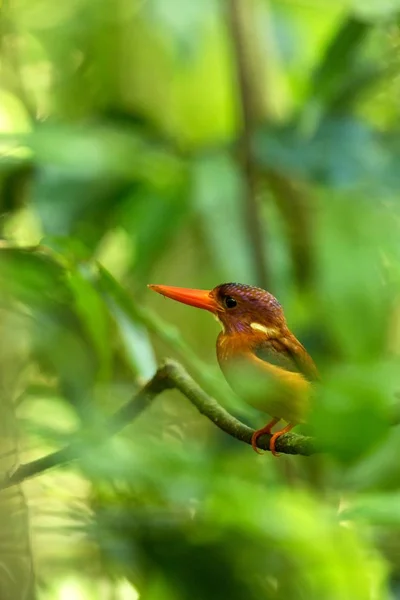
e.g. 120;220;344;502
148;282;318;455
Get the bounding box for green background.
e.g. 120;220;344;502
1;0;400;598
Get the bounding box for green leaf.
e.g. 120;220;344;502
67;266;112;381
118;187;189;286
110;301;157;380
309;16;371;106
309;363;392;463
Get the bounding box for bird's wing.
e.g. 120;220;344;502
253;335;319;382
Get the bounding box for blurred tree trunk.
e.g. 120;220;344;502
0;309;35;599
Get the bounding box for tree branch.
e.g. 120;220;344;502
0;360;316;490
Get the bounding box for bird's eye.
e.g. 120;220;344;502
224;296;237;309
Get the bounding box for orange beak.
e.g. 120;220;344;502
148;284;218;313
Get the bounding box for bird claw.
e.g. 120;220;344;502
251;417;280;454
269;424;294;456
269;432;281;456
251;432;264;454
252;423;294;456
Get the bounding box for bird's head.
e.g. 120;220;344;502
148;282;286;336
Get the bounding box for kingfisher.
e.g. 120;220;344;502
148;282;318;455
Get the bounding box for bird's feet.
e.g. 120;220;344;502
251;421;295;456
251;417;279;454
269;424;295;456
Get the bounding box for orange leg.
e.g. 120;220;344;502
269;423;294;456
251;417;280;454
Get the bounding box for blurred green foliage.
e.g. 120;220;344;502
2;0;400;598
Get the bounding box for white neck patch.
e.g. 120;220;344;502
214;314;225;332
250;322;278;337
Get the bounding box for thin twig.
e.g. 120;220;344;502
226;0;270;290
263;169;315;289
0;360;316;490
